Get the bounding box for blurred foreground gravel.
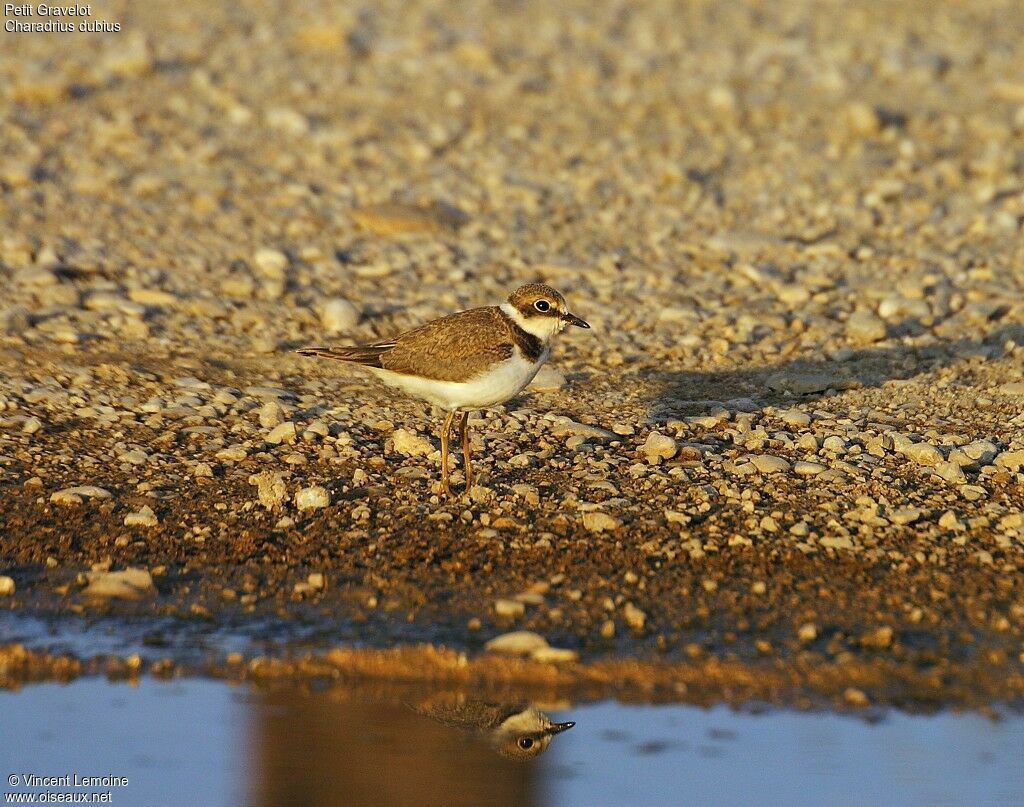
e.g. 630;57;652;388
2;0;1024;705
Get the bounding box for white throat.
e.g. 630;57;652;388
500;302;562;341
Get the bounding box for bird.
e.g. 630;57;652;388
296;283;590;498
410;698;576;759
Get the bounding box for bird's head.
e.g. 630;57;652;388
502;283;590;341
491;707;576;759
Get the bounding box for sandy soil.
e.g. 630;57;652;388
2;0;1024;706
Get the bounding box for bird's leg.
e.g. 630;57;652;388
439;410;456;498
459;410;472;491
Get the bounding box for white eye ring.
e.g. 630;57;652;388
534;300;551;312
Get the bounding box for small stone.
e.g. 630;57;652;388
998;382;1024;396
766;372;840;395
843;687;870;707
307;573;325;590
124;505;158;527
820;535;855;549
215;445;248;462
50;486;113;505
994;450;1024;471
529;365;567;391
121;449;148;465
0;306;30;336
845;310;887;344
622;602;647;631
494;598;526;618
641;432;677;464
484;630;549;655
295;485;330;511
934;460;967;484
798;623;818;642
861;626;893;649
21;416;43;435
0;576;14;596
600;619;616;639
351;201;468;235
901;441;943;466
392;428;434;457
321;298;359;333
938;510;965;530
194;463;214;478
266;422;297;445
845;102;879;136
582;512;621;532
793;461;826;476
962;440;998;464
259;401;284;429
778;409;811;428
82;568;155;600
530;646;578;663
253;248;288;278
889;507;922;525
750;455;791;474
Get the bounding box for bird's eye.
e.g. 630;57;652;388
518;738;534;749
534;300;551;312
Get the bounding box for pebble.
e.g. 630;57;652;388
778;409;811;428
641;432;677;464
259;401;284;429
484;630;548;655
392;428;434;457
933;461;966;484
793;461;826;476
900;441;943;467
845;310;887;344
320;298;359;333
494;598;526;618
50;486;113;505
623;602;647;631
124;505;158;527
994;450;1024;471
295;485;330;511
253;248;289;278
766;372;841;395
0;306;30;336
529;365;567;391
530;646;578;663
582;511;621;532
749;455;791;474
890;507;923;525
82;568;155;600
266;422;297;445
0;576;14;596
938;510;965;530
250;469;290;507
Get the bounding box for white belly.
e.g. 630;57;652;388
369;349;548;410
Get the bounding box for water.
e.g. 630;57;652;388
1;678;1022;807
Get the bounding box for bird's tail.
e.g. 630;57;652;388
294;344;392;368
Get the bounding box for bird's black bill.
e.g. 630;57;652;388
562;313;590;328
547;721;576;735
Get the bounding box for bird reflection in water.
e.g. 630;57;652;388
253;690;575;807
410;699;575;759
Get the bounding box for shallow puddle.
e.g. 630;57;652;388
2;678;1023;806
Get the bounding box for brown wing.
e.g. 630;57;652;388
294;344;393;367
381;306;515;381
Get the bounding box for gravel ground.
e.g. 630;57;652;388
2;0;1024;705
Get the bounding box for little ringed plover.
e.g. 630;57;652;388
296;283;589;497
